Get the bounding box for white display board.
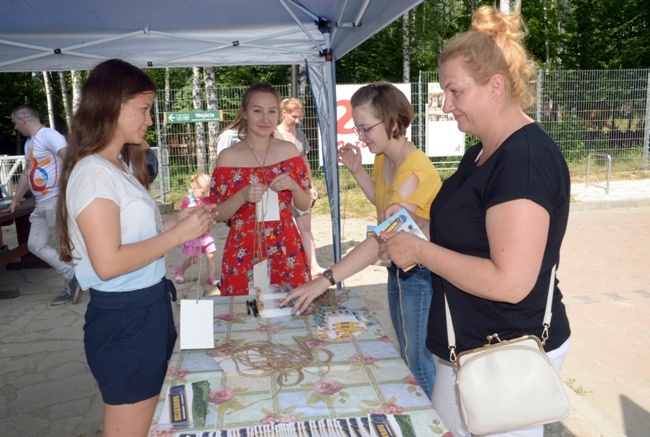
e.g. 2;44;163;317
425;83;465;157
319;83;412;166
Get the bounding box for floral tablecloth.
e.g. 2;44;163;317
148;292;449;436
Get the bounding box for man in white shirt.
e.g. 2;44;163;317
216;128;240;155
5;105;80;305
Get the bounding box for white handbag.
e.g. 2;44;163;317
445;265;570;434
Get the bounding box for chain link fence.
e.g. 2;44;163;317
148;69;649;203
416;69;650;174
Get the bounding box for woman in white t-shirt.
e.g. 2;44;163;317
56;59;214;436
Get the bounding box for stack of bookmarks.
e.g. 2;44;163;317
173;413;415;436
158;380;210;429
315;305;369;341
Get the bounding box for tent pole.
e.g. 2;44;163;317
291;65;298;97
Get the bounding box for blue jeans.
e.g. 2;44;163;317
387;263;435;398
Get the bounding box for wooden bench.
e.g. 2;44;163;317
0;197;49;298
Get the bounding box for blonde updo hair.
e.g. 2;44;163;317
439;6;536;108
280;97;304;113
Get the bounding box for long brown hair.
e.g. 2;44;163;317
122;143;150;189
57;59;156;262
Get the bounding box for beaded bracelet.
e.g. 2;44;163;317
415;238;424;265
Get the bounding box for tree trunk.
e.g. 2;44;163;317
71;70;82;114
42;71;56;129
203;67;219;166
557;0;570;67
59;72;72;132
164;68;171;112
402;12;410;83
500;0;521;15
192;67;206;174
298;65;308;99
160;68;170;176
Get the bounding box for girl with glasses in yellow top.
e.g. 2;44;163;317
283;81;442;398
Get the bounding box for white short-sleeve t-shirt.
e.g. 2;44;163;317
24;127;67;203
67;154;165;292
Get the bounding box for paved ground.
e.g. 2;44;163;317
0;179;649;436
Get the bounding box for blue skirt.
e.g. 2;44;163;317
84;278;177;405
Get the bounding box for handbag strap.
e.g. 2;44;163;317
445;264;557;363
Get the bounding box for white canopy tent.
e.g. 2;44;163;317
0;0;423;262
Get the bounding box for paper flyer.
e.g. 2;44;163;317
250;283;298;318
373;208;427;242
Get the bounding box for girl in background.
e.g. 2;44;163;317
275;97;324;277
175;173;218;287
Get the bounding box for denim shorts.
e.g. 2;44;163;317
84;278;178;405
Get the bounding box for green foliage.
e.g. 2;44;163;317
0;73;46;155
562;0;650;68
2;0;649;158
211;65;290;86
146;67;193;90
336;20;404;83
144;65;290;101
336;0;649;75
335;0;467;83
522;0;563;68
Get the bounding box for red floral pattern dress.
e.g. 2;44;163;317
209;156;312;295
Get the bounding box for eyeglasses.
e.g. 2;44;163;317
353;121;384;137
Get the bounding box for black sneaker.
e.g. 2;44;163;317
50;288;73;306
68;276;82;304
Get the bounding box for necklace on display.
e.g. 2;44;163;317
244;138;270;168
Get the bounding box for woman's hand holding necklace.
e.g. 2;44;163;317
269;173;298;193
172;204;215;245
240;183;268;203
270;173;310;211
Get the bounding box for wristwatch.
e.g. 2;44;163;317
322;268;336;286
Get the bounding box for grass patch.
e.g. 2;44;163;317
162;157;648;215
311;176;376;220
567;153;649;184
564;378;591;396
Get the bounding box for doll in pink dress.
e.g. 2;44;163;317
175;173;219;287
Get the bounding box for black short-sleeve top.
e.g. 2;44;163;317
427;122;571;359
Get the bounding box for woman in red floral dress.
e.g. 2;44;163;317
209;83;312;296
